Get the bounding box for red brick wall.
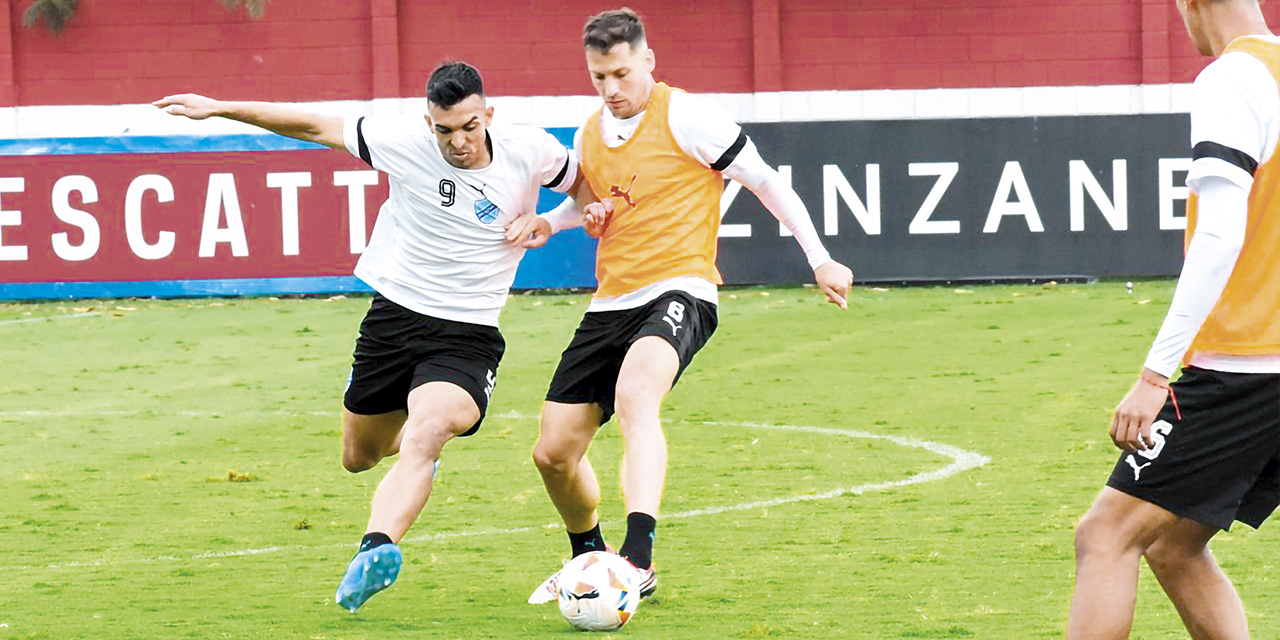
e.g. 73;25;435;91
7;0;1279;107
395;0;753;98
13;0;372;105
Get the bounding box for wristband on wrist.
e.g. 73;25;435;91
1139;375;1182;421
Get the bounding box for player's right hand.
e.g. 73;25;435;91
1110;369;1169;452
152;94;222;120
584;200;614;238
505;213;553;249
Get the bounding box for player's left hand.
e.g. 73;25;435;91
583;200;613;238
153;93;222;120
505;214;553;248
813;261;854;310
1110;369;1170;452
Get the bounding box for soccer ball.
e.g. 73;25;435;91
556;551;641;631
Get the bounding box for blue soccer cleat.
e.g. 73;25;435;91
335;543;402;613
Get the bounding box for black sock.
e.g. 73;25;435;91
568;523;606;557
619;512;657;570
360;531;393;552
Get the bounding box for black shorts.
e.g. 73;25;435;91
343;294;505;436
1106;366;1280;530
545;291;718;424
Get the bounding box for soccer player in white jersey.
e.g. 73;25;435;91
527;8;854;604
1066;1;1278;638
155;61;585;613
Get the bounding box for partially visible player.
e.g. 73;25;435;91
1066;1;1278;638
528;8;854;604
156;61;587;613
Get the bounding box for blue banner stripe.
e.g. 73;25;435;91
0;134;323;156
0;127;579;156
0;268;598;300
0;277;374;300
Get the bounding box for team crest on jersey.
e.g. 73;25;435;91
474;198;501;224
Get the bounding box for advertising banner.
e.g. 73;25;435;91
0;114;1192;300
721;114;1191;283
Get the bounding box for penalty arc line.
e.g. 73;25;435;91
659;420;989;520
0;413;989;571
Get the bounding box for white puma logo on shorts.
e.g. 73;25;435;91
663;316;682;335
1125;456;1153;481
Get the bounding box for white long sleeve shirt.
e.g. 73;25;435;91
1143;37;1280;376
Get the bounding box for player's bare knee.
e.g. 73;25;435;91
613;387;660;428
342;449;379;473
399;417;455;464
1073;510;1116;559
1143;544;1177;577
613;409;662;442
1143;536;1205;576
613;376;650;405
532;440;573;475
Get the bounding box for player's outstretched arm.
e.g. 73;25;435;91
666;92;852;308
153;93;345;148
723;143;852;309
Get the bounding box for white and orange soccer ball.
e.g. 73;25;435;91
556;551;642;631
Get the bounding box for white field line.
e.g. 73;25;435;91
0;411;989;571
0;312;100;326
660;420;989;520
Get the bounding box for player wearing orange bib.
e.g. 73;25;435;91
1067;1;1278;638
526;8;853;604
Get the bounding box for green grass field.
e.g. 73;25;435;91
1;282;1276;640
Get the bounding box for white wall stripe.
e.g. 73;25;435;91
5;84;1195;140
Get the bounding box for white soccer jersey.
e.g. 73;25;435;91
343;115;575;327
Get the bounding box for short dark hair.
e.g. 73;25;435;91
426;61;484;108
582;8;645;52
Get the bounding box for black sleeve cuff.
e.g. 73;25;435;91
544;154;570;189
1193;141;1258;176
355;117;373;167
710;130;748;172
